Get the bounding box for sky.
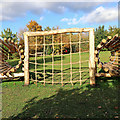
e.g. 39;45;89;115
0;0;119;35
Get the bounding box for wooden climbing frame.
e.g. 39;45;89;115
24;28;95;86
95;34;120;77
0;38;24;79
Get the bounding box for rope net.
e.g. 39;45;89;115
28;32;90;85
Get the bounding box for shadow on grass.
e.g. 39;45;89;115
30;67;89;82
30;55;65;64
8;77;119;119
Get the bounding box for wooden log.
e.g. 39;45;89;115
4;38;16;53
21;55;24;59
109;70;120;76
108;39;120;48
103;63;120;76
98;62;103;68
0;72;24;79
109;62;120;65
0;66;9;72
96;73;111;77
104;34;118;48
96;36;113;51
0;60;10;66
89;29;95;85
95;57;99;62
0;39;14;53
0;68;10;74
5;66;20;76
110;56;120;59
111;51;120;56
0;67;12;76
24;33;30;85
0;48;8;56
0;55;7;60
0;52;8;58
109;43;120;51
110;58;120;62
0;45;9;54
19;61;23;65
24;28;94;36
94;50;98;55
103;66;109;72
0;65;8;69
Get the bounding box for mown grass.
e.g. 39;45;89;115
2;51;119;119
29;52;90;84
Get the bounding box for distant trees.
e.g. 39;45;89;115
1;20;119;58
0;28;19;59
26;20;42;32
107;25;120;37
1;28;18;42
95;25;108;48
44;26;61;55
17;28;28;49
95;25;120;48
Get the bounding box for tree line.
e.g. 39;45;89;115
0;20;119;59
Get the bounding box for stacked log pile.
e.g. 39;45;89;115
95;34;120;77
0;38;24;78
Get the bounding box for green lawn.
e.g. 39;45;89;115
29;52;90;84
2;51;119;119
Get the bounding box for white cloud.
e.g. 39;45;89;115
80;6;118;23
61;17;80;25
61;6;118;25
61;18;69;22
39;16;44;21
0;2;111;21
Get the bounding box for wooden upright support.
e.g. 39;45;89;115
24;33;29;85
24;28;95;86
89;28;95;85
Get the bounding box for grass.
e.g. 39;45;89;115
29;52;90;84
2;51;119;119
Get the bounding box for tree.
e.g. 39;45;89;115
26;20;42;32
1;28;18;42
26;20;43;54
44;26;61;55
95;25;108;48
0;28;19;59
17;28;28;49
107;25;120;37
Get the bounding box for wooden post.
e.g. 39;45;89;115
24;33;29;85
89;29;95;85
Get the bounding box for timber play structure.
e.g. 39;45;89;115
0;28;120;85
95;34;120;77
0;38;24;78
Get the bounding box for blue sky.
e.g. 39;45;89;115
0;0;119;35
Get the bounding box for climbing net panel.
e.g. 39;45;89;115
95;34;120;77
0;38;24;79
24;28;95;86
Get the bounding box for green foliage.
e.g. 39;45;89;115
1;28;18;42
26;20;42;32
107;25;120;37
95;25;120;48
95;25;108;48
11;53;20;59
0;28;18;59
46;46;52;55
